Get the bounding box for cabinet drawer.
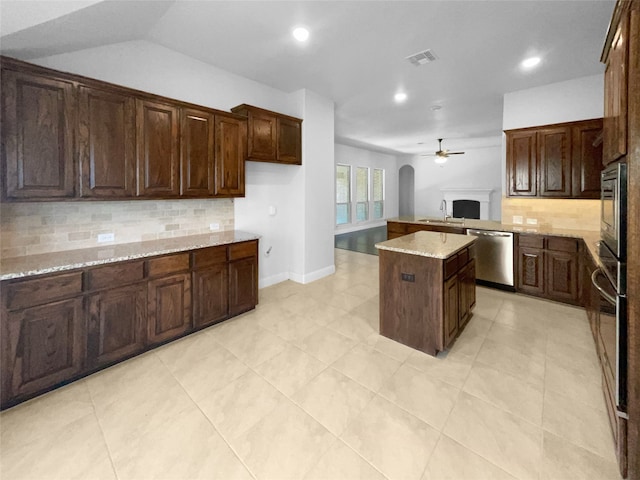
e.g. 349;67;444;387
457;248;469;266
387;222;407;234
518;235;544;248
546;236;579;253
88;261;144;290
444;255;459;279
229;241;257;261
192;246;227;269
4;272;83;311
147;254;190;277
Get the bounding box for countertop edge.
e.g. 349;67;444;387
1;231;260;281
375;232;476;259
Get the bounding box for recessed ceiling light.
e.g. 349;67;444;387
521;56;541;69
394;92;407;103
292;27;309;42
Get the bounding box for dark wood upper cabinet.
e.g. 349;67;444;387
1;68;75;199
571;119;604;198
78;85;136;198
538;126;571;197
215;114;246;197
505;118;604;199
231;104;302;165
277;116;302;164
506;130;537;196
136;99;180;197
603;11;628;165
180;108;215;196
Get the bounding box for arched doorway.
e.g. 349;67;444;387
399;165;415;216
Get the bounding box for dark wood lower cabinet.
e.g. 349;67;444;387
517;246;545;296
193;264;228;329
87;283;146;368
148;273;191;345
444;275;459;347
1;298;84;406
0;239;258;409
546;250;579;303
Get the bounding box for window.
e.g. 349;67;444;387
336;165;351;225
373;168;384;219
356;167;369;221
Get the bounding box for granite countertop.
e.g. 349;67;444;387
387;216;603;268
375;230;476;259
0;230;260;281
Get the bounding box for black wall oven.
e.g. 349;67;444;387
593;161;627;417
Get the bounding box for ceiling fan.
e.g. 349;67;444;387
421;138;465;163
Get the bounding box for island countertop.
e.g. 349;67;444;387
375;230;476;259
0;230;260;281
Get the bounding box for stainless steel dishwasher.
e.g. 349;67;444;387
466;229;515;290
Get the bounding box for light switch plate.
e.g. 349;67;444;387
526;218;538;225
512;215;523;224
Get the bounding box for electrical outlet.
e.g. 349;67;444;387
209;223;220;231
512;215;523;224
97;233;114;243
526;218;538;225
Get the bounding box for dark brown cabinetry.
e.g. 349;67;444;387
136;99;180;197
506;118;603;199
603;10;629;165
228;241;259;316
443;275;459;347
1;56;248;201
231;104;302;165
516;234;580;304
1;69;75;199
215;115;246;196
181;108;215;196
387;221;465;240
0;239;258;409
78;84;136;197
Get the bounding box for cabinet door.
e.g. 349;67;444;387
136;99;180;197
87;283;146;368
277;117;302;164
1;69;75;199
1;298;84;405
506;130;537;196
247;110;277;161
229;256;258;316
517;247;545;296
215;115;246;196
465;259;476;322
539;126;571;197
78;85;136;197
603;12;628;165
181;108;214;196
546;251;579;303
571;119;604;199
443;275;459;348
193;265;228;329
457;263;469;330
147;273;191;344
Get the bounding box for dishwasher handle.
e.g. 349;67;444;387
467;229;513;238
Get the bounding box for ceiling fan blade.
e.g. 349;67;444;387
447;152;465;155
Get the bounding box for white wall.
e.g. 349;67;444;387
408;145;503;221
501;74;604;197
31;40;335;288
334;143;400;234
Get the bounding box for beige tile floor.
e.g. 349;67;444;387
0;249;622;480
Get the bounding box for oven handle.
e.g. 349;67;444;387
591;268;617;305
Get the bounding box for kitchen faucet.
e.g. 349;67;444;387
440;199;451;221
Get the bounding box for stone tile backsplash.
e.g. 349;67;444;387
1;199;234;258
501;197;600;231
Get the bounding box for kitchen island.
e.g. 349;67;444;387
376;231;476;356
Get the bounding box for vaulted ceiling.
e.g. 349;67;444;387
0;0;615;155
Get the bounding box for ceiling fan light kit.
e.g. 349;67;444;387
421;138;465;162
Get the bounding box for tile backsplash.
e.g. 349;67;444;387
501;197;600;231
1;199;234;258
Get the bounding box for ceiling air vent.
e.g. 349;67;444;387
406;49;438;66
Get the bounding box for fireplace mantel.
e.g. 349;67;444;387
440;188;493;220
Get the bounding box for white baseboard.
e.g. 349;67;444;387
258;272;289;289
289;264;336;285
